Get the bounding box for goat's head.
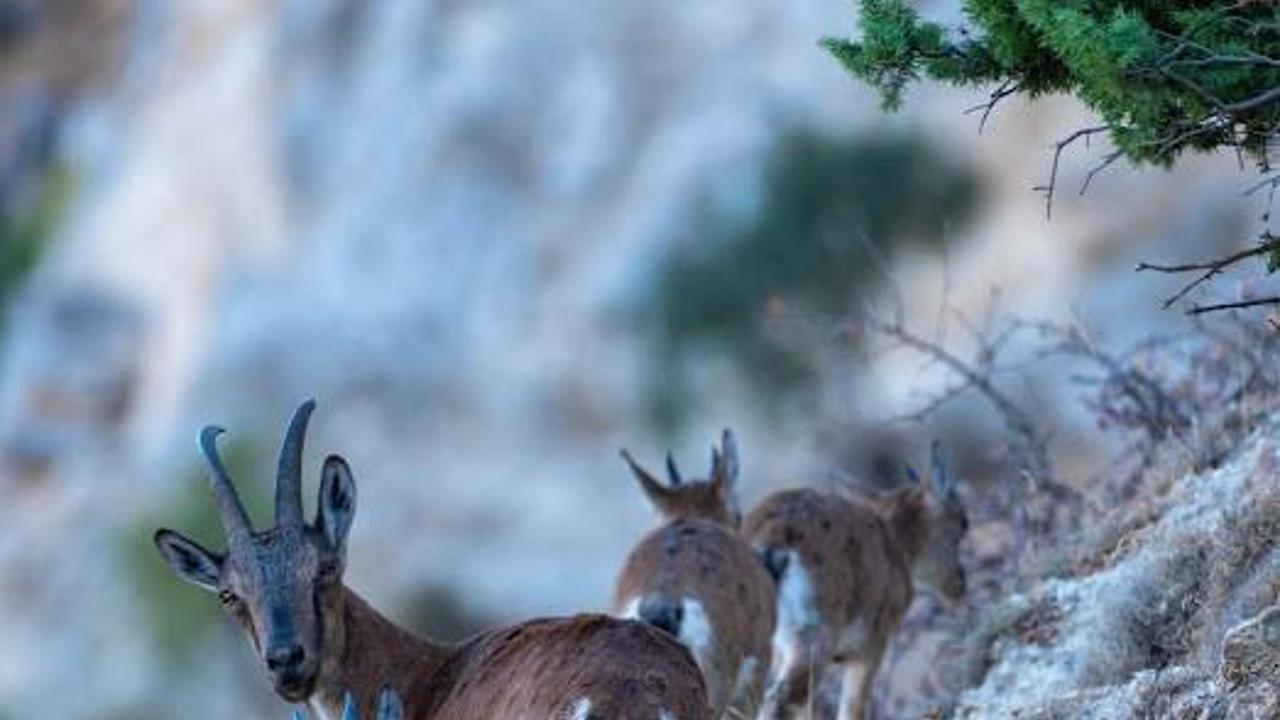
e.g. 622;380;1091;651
619;429;742;527
895;440;969;602
154;400;357;703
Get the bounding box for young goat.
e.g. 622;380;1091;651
614;431;776;719
155;400;711;720
745;443;969;720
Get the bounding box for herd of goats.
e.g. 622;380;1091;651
153;400;971;720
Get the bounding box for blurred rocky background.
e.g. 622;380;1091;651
0;0;1271;718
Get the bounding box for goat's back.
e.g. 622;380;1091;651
616;519;775;662
415;614;712;720
744;488;912;633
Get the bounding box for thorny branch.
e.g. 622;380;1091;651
855;311;1095;540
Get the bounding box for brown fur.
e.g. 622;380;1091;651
745;481;967;720
615;520;776;717
156;402;713;720
315;591;710;720
619;429;742;528
641;479;738;527
615;431;776;718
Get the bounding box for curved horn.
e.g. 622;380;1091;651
665;452;683;486
198;426;253;547
275;399;316;526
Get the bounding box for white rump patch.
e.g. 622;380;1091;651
621;596;713;671
678;598;714;666
658;711;676;720
734;655;760;701
620;597;642;620
772;551;819;672
569;697;593;720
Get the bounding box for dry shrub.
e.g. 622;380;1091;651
947;593;1058;690
1192;480;1280;670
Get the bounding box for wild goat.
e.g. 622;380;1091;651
155;400;711;720
745;443;969;720
614;430;776;718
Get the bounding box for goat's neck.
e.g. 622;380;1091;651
309;587;448;719
886;499;929;568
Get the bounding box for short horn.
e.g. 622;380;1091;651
198;426;253;547
903;463;922;487
275;399;316;526
665;452;683;486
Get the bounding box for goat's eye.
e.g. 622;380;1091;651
218;589;238;606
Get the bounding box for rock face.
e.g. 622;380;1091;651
1220;604;1280;690
951;424;1280;719
0;1;868;716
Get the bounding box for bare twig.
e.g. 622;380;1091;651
888;379;973;424
1019;319;1193;463
1224;85;1280;115
1135;232;1280;310
1188;295;1280;315
863;314;1071;503
1242;171;1280;196
1033;126;1111;219
964;79;1021;134
1079;149;1126;195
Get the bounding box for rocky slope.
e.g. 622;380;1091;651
951;421;1280;719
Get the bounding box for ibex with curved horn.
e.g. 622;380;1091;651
614;430;776;718
155;400;711;720
745;441;970;720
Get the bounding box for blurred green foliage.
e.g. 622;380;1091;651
824;0;1280;167
119;437;268;663
399;584;495;643
646;131;978;430
0;163;73;311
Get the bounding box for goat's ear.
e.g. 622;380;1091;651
714;428;740;489
620;449;672;506
154;529;222;591
317;455;357;551
929;440;955;499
